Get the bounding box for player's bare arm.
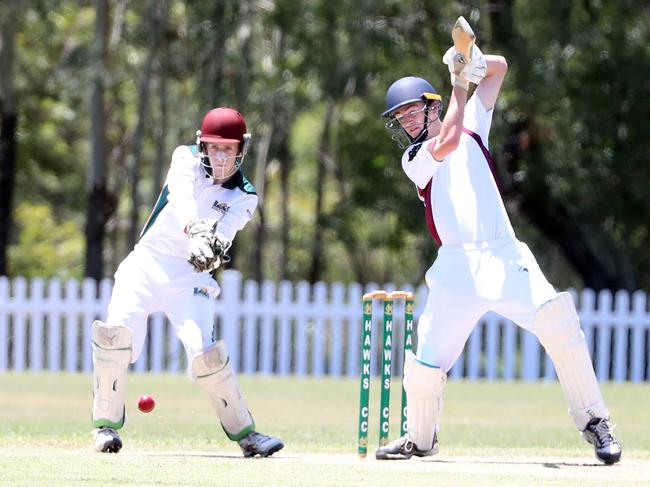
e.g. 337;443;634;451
428;85;468;161
428;16;487;162
476;55;508;111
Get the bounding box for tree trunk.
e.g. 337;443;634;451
109;0;127;46
487;0;516;48
234;2;252;113
329;79;369;284
0;110;16;277
85;0;110;280
308;99;335;284
127;0;163;249
0;0;18;276
152;2;169;205
277;138;291;280
202;2;236;108
251;123;272;283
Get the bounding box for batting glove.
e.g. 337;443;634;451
442;44;487;89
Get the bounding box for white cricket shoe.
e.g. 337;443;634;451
582;417;622;465
375;433;438;460
238;431;284;458
93;426;123;453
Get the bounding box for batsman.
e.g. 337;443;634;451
90;107;284;458
376;17;621;464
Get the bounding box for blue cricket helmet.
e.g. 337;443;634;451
382;76;441;118
382;76;443;148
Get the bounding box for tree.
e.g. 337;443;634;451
85;0;112;280
152;1;170;205
126;0;165;249
6;1;650;291
0;0;19;276
486;0;650;290
9;202;83;278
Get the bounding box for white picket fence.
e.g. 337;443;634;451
0;271;649;382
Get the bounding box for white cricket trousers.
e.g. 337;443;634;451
106;251;220;368
416;237;558;370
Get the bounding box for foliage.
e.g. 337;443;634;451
496;0;650;289
8;202;84;278
5;0;650;289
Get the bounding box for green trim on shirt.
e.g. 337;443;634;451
222;170;257;195
139;185;170;239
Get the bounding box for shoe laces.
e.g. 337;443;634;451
589;419;617;447
240;431;265;445
388;434;413;451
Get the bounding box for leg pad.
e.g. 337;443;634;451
92;321;132;428
403;352;446;450
192;341;255;440
534;293;609;429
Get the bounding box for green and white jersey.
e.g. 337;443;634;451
135;144;257;275
104;144;256;367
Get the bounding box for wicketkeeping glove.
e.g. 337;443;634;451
186;218;231;273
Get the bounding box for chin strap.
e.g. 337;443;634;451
201;153;213;177
411;127;429;145
405;100;433;146
195;130;212;178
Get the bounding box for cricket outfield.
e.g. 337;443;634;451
0;373;648;486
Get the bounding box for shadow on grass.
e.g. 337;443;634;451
422;458;607;468
140;451;290;460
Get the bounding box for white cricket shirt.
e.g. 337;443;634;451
401;94;515;245
133;144;258;280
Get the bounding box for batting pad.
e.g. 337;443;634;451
534;292;609;430
92;321;132;429
192;341;255;441
403;352;447;450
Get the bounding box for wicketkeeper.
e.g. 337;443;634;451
376;17;621;464
91;107;284;457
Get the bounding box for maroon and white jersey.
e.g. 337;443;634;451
401;94;515;245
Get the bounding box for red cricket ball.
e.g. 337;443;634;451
137;394;156;413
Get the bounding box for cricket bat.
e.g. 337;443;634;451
452;16;476;61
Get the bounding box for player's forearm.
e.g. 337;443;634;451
167;147;200;231
429;85;467;160
483;55;508;80
476;55;508;110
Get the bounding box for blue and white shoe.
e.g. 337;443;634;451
582;417;622;465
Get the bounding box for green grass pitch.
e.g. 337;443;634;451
0;373;648;486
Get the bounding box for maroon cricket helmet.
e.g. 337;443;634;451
198;107;247;145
